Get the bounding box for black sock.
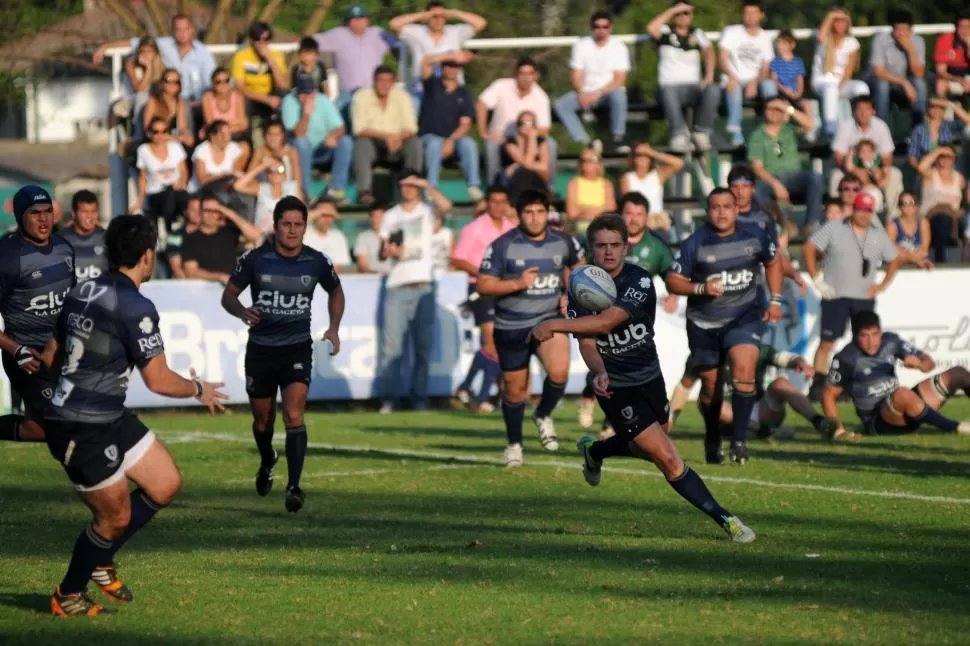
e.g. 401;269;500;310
810;413;825;428
731;390;757;445
909;406;959;432
285;425;308;489
534;378;566;419
60;525;114;595
582;371;595;399
0;414;25;442
501;399;525;445
590;434;634;462
667;466;731;526
460;350;486;391
106;489;162;562
475;353;500;404
253;422;276;465
699;401;721;453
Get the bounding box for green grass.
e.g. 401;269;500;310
2;399;970;644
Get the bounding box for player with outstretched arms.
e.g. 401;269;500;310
221;196;345;513
43;215;227;616
531;213;756;543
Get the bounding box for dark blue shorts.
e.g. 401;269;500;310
597;376;670;439
245;341;313;400
863;412;920;436
494;326;538;372
686;312;765;370
466;285;496;326
820;298;874;342
2;348;55;413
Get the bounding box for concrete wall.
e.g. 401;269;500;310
25;77;112;144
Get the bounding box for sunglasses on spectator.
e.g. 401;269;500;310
214;77;230;85
841;186;860;192
518;120;534;127
900;199;917;206
592;22;611;30
151;128;167;135
164;77;180;85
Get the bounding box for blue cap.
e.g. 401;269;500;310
345;4;368;20
295;76;316;94
12;185;53;225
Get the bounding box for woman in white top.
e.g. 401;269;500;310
811;7;869;135
234;156;304;234
131;117;189;228
619;141;684;233
191;120;249;190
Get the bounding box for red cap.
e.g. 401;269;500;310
853;192;876;211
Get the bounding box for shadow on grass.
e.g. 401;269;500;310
753;447;970;478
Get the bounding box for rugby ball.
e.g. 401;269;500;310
569;265;617;312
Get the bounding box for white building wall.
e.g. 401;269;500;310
25;77;112;144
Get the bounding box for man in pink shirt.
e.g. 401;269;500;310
450;186;515;412
476;57;559;194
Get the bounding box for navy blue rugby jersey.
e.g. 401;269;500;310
826;331;917;421
58;226;108;283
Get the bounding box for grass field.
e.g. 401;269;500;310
2;399;970;645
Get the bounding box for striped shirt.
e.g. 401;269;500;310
768;55;805;94
0;233;76;347
808;219;897;300
907;120;963;162
827;332;917;421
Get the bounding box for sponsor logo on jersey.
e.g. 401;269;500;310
623;287;649;303
30;270;42;280
707;269;755;293
139;317;154;334
597;322;652;352
94;245;104;256
67;313;95;336
76;265;102;281
300;275;312;287
255;290;311;314
137;332;164;354
25;289;68;315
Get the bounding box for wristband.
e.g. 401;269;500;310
192;378;204;398
14;345;33;368
769;294;784;305
694;283;706;296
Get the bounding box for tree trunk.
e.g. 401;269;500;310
204;0;235;44
304;0;335;36
258;0;285;24
143;0;169;36
175;0;187;15
536;0;567;37
246;0;263;24
101;0;147;37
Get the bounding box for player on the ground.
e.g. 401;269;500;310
0;185;76;443
43;215;227;616
476;189;584;466
823;310;970;438
58;190;108;284
665;188;783;465
531;213;756;543
221;196;345;513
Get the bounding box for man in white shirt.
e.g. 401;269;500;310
477;57;559;191
354;204;392;273
305;199;352;271
377;171;452;413
718;0;776;146
553;11;631;153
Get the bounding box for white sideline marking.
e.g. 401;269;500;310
155;431;970;505
224;463;479;483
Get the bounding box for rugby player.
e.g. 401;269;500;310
477;190;584;466
0;185;76;443
221;196;344;513
531;214;756;543
58;190;109;284
823;310;970;438
43;215;227;616
665;188;783;465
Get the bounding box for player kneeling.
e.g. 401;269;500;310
824;310;970;438
43;216;227;616
531;214;756;543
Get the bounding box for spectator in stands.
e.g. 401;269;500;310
419;51;481;201
918;145;965;263
933;14;970;100
501;110;550;203
477;57;557;191
824;195;844;222
390;2;487;111
866;10;926;125
201;67;250;144
718;0;775;147
619;141;684;228
768;30;806;106
843;139;888;212
234;156;303;233
281;76;352;204
354;204;392;274
180;195;262;283
132;117;188;226
165;193;200;279
291;37;329;96
812;7;869;137
431;212;454;280
377;171;452;413
125;37;163;118
95;14;217;115
305;199;352;270
191;120;248;190
748;96;822;225
907;97;970;170
554;10;631;154
565;151;617;231
887;192;931;256
248;120;301;186
313;4;396;111
351;66;423;207
144;69;194;148
830;97;903;220
647;2;718;153
232;22;290;143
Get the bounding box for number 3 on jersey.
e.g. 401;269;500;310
52;336;84;406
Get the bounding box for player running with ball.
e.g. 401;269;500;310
531;214;756;543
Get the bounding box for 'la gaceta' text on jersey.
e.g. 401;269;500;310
58;226;108;283
671;222;777;330
48;274;165;423
0;232;76;347
826;331;917;421
568;263;661;388
479;228;584;330
229;242;341;347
